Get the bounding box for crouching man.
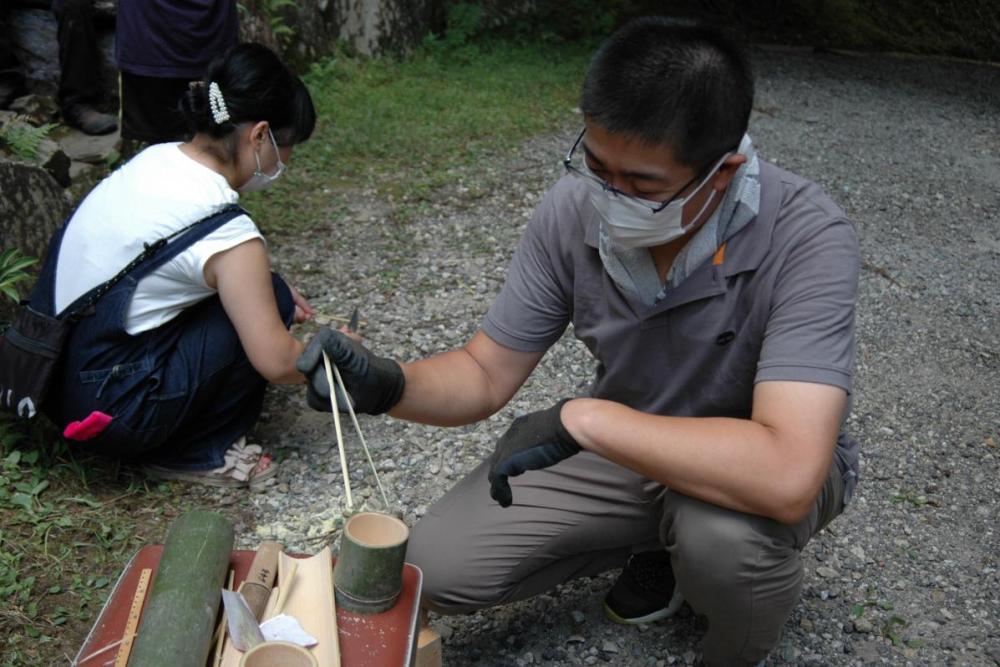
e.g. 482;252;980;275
300;17;860;666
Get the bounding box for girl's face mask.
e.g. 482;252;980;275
239;128;285;194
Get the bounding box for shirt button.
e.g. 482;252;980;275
716;331;735;346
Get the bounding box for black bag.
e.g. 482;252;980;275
0;305;72;418
0;205;245;419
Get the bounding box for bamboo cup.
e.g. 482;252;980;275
333;512;409;614
239;641;317;667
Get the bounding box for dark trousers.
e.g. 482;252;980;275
50;273;295;470
0;4;25;105
52;0;102;111
119;71;190;143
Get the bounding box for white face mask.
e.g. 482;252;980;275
582;154;728;249
238;128;285;194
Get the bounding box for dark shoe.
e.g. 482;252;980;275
64;104;117;135
603;550;685;624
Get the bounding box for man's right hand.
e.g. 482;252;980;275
296;327;405;415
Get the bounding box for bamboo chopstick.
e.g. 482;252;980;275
322;351;354;509
331;363;390;510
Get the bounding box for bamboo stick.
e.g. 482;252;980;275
273;560;298;616
323;351;353;509
331;363;390;510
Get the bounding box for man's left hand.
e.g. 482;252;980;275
488;399;581;507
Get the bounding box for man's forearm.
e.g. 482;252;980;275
389;349;504;426
561;384;844;524
388;330;544;427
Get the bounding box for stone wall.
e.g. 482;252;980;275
243;0;441;67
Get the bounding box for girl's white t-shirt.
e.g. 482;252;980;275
54;143;263;335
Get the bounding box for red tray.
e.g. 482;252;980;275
73;545;422;667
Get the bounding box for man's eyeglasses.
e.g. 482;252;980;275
562;128;726;214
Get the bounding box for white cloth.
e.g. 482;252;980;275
54;143;262;334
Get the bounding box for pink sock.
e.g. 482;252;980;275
63;411;113;441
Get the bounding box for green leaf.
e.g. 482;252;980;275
850;604;865;618
10;492;33;511
907;638;925;649
0;285;19;302
92;576;109;589
47;585;61;594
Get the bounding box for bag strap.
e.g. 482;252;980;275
60;205;248;321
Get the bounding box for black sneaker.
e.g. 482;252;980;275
603;550;685;624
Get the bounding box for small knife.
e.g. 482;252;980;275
347;307;360;333
221;589;265;651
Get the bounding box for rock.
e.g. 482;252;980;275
571;610;585;625
601;640;618;654
237;0;438;68
34;136;70;187
853;618;875;634
816;566;839;579
0;157;69;308
566;635;586;644
8;94;58;125
57;127;120;164
433;622;454;640
8;10;60;97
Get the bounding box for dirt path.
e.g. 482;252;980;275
222;47;1000;666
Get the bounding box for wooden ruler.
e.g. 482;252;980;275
114;567;152;667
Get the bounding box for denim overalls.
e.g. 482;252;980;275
31;206;294;470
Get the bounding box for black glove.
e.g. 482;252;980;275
296;327;405;415
488;399;581;508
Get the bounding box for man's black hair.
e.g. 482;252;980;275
581;17;753;170
180;43;316;146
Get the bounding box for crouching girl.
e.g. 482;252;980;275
37;43;316;487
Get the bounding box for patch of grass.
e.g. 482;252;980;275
0;417;178;664
244;41;589;235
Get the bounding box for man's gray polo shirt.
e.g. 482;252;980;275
483;160;860;475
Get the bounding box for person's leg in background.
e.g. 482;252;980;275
52;0;116;134
661;464;846;666
118;71;190;158
0;3;25;108
138;273;295;485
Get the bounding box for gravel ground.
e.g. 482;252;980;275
189;47;1000;666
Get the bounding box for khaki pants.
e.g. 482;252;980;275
406;452;846;666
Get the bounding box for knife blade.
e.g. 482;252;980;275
221;589;265;651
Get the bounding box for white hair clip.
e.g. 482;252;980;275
208;81;230;124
